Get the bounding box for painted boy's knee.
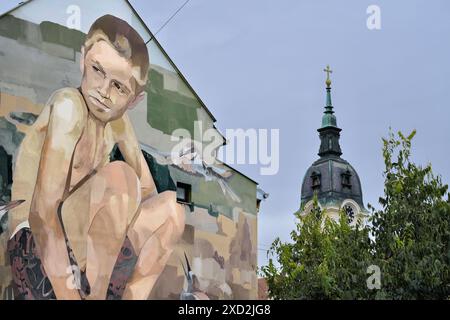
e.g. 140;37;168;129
93;161;141;218
98;161;140;194
159;191;185;239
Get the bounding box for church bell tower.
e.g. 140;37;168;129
299;66;368;224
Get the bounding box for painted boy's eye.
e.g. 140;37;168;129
113;81;125;94
92;65;101;72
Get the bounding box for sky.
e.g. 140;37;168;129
1;0;449;269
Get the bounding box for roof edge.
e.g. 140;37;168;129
0;0;34;19
124;0;217;123
220;160;259;186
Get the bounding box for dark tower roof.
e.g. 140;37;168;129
300;66;366;211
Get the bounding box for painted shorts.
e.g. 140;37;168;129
7;228;138;300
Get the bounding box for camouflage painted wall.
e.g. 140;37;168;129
0;0;258;300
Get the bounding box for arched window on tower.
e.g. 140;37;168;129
341;168;352;189
311;170;321;191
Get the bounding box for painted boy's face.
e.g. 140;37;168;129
80;40;138;123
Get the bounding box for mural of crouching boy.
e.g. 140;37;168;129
8;15;185;300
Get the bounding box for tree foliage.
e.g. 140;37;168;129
261;130;450;299
370;130;450;299
261;196;372;299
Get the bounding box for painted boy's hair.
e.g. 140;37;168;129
84;14;150;92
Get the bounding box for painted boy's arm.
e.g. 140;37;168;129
110;113;157;199
29;90;86;300
9;104;51;237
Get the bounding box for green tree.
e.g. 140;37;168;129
370;130;450;299
260;196;372;299
261;130;450;299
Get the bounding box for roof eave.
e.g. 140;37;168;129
0;0;34;19
124;0;217;123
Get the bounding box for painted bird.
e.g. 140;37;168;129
0;200;25;236
141;142;241;203
180;252;210;300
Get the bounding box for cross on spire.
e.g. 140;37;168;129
323;65;333;88
318;64;341;158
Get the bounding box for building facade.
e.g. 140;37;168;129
0;0;262;299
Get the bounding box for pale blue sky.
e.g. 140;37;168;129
1;0;449;269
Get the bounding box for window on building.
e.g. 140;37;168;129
0;146;12;198
311;171;321;190
341;169;352;189
176;182;191;203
